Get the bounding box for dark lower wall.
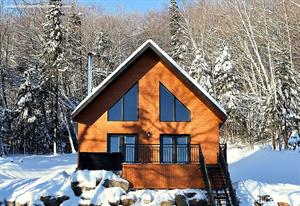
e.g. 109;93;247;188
78;152;123;170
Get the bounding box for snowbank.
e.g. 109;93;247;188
229;146;300;184
228;145;300;206
235;179;300;206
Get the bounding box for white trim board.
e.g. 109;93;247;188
71;39;227;121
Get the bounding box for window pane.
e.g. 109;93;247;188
124;84;138;121
108;99;122;121
177;137;188;163
175;99;190;121
160;84;174;121
109;135;121;153
124;135;136;162
162;136;173;163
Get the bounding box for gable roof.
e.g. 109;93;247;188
71;39;227;121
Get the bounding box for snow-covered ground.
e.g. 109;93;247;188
228;145;300;206
0;145;299;205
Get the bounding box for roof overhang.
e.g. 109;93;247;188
71;39;227;121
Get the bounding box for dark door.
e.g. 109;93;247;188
108;134;137;163
161;135;189;163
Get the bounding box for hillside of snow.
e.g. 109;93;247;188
228;145;300;206
0;145;299;205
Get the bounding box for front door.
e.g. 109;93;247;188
108;134;137;163
161;135;190;163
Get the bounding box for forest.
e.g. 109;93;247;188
0;0;300;155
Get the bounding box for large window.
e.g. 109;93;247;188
159;83;190;122
108;134;137;163
108;83;138;121
161;135;189;163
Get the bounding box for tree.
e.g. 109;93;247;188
92;30;114;86
65;8;85;99
13;68;51;154
42;0;64;155
169;0;185;66
214;46;239;114
189;49;213;93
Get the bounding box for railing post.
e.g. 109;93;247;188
198;144;215;206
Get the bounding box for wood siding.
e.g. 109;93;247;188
75;49;223;188
122;163;205;189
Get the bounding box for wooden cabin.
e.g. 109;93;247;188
71;40;235;197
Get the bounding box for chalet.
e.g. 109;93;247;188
72;40;238;205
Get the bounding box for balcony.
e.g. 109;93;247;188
122;144;202;164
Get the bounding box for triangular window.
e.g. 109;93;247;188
108;83;138;121
159;83;190;122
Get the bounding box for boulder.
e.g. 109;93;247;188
141;191;154;204
71;181;95;197
108;199;120;206
188;199;208;206
277;202;290;206
160;200;175;206
6;201;28;206
103;179;130;192
40;196;69;206
175;195;188;206
121;198;135;206
184;192;196;198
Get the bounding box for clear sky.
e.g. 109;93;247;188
77;0;168;13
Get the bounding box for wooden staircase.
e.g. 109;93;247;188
199;144;239;206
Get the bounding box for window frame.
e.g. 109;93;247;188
108;82;139;122
107;134;138;163
160;134;191;164
159;83;191;122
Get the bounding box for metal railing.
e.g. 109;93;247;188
121;144;201;163
218;143;239;206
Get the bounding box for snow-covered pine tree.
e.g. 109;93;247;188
65;7;84;99
214;46;238;114
189;49;213;94
13;68;50;154
92;30;114;85
42;0;64;155
274;48;300;148
169;0;184;65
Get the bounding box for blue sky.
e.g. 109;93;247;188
77;0;168;13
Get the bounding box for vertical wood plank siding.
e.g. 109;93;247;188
122;164;205;189
75;49;222;188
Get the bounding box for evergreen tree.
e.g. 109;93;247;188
214;46;238;113
92;30;114;85
42;0;64;154
65;9;84;99
274;49;300;147
169;0;184;64
189;49;213;93
13;68;51;154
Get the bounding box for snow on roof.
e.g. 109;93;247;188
71;39;227;120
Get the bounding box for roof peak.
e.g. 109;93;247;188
72;39;227;120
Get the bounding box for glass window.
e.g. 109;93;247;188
109;135;121;153
160;83;190;122
162;136;173;163
108;83;138;121
177;136;188;163
108;99;122;121
160;84;174;121
124;84;138;121
175;99;190;121
124;135;136;163
161;135;189;163
108;134;136;163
